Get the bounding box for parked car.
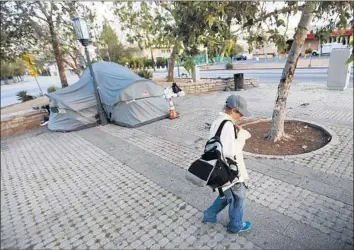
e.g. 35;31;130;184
311;42;348;56
234;54;247;61
311;50;319;56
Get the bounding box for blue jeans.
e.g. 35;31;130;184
202;183;246;233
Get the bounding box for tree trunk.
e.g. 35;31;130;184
167;46;177;82
74;59;81;77
49;22;68;87
63;58;80;78
269;1;316;142
150;49;156;72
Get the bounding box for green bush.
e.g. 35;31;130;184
183;57;195;74
138;70;152;79
143;57;153;69
305;48;312;54
16;90;35;102
225;63;233;70
156;57;168;69
136;57;145;69
118;57;129;66
129;58;138;69
119;57;154;69
47;86;58;93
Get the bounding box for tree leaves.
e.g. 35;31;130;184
207;16;216;28
276;19;285;27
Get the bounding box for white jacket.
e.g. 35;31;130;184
209;112;251;191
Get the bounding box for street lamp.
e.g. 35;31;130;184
72;17;108;125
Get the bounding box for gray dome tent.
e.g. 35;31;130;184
47;61;169;131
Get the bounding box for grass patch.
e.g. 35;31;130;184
115;228;121;233
139;226;144;230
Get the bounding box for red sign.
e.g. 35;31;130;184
307;29;353;39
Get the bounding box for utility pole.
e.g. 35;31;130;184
73;17;108;125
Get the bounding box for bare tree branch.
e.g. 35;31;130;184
249;4;305;27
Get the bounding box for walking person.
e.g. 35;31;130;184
202;94;252;233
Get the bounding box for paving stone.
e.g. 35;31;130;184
144;239;155;248
130;239;143;249
150;243;161;249
158;237;169;247
243;241;254;249
165;242;176;249
229;243;241;249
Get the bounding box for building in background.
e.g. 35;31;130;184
287;28;353;55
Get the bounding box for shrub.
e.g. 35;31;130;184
129;58;138;69
136;57;145;69
138;70;152;79
155;57;164;69
226;63;233;70
16;90;35;102
144;58;153;69
305;48;312;54
160;58;167;68
47;86;58;93
118;57;129;66
183;57;195;74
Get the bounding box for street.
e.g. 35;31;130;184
0;74;79;108
154;67;354;84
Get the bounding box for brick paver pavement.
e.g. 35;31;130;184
1;132;255;249
1;83;353;249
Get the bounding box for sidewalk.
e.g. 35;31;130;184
1;83;353;249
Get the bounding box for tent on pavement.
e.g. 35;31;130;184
47;61;169;131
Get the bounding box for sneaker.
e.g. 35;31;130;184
40;121;49;126
227;221;252;233
239;221;252;232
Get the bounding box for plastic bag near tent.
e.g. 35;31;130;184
47;61;169;131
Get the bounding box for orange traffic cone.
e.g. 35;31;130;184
169;100;177;119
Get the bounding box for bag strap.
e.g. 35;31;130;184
215;120;237;139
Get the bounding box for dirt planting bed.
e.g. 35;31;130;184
242;120;331;155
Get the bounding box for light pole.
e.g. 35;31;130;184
72;17;108;125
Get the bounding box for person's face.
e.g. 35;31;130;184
231;108;243;121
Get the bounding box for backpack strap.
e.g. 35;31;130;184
213;188;226;198
215;120;237;139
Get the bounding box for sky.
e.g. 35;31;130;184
85;1;332;48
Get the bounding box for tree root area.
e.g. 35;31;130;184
243;120;331;155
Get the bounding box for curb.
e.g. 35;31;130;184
200;67;328;71
241;118;339;160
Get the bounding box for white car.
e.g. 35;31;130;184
312;42;348;56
